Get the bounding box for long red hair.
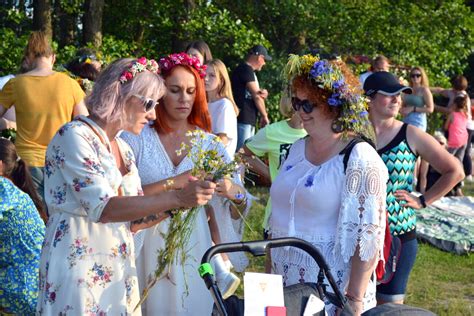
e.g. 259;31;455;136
154;65;212;134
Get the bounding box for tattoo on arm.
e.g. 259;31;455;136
132;214;160;225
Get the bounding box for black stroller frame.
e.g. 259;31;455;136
198;237;352;316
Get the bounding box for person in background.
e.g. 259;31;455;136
205;59;239;157
0;31;88;202
364;71;464;306
36;57;215;315
401;67;434;132
431;75;473;181
232;45;272;150
0;56;33;131
240;92;307;238
444;94;469;196
359;54;390;86
66;48;102;93
186;40;213;65
0;138;46;314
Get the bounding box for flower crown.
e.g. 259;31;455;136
158;52;207;78
283;54;372;138
119;57;159;84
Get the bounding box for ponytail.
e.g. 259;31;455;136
24;31;54;61
11;159;48;223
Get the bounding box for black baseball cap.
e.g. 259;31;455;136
249;45;272;61
363;71;412;96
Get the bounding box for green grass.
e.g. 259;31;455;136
234;185;474;315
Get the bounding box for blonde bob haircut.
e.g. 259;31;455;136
85;58;165;127
206;59;239;116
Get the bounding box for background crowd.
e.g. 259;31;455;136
0;25;470;316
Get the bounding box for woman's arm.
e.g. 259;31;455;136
216;133;229;146
346;247;378;315
215;177;248;220
395;126;464;208
100;178;216;224
240;145;271;183
73;100;89;117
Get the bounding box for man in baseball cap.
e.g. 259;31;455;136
248;45;272;61
363;71;412;96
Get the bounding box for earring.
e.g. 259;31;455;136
331;119;343;133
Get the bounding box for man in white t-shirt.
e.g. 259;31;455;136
359;55;390;86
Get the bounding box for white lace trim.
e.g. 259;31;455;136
336;158;386;263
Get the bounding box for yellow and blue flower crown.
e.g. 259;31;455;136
283;54;373;138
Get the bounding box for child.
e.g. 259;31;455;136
0;138;46;314
205;59;239;158
204;59;246;298
444;94;469;161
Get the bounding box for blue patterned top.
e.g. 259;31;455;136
378;124;418;236
0;177;45;314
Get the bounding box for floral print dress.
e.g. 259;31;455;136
0;177;45;315
36;116;143;315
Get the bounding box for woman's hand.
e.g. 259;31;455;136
175;176;216;208
169;171;192;190
394;190;423;209
215;177;234;200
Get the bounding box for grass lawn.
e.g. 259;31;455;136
234;185;474;315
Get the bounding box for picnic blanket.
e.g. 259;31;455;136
416;196;474;254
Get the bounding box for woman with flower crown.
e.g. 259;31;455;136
35;57;216;315
268;55;388;315
121;52;249;315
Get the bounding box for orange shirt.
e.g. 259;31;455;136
0;72;85;166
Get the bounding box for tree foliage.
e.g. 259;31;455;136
0;0;472;122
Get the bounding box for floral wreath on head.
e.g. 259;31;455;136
119;57;159;84
283;54;373;139
158;52;207;78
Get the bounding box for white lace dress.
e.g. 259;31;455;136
121;125;248;315
269;138;387;314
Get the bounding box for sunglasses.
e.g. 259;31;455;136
134;94;158;112
411;73;422;78
291;97;316;114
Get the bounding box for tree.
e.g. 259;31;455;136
83;0;104;47
32;0;52;38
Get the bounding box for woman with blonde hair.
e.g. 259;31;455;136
401;66;434;131
36;57;216;315
0;31;88;201
205;59;239;157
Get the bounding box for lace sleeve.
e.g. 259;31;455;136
335;150;387;263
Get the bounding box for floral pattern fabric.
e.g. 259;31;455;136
36;116;143;315
0;177;45;315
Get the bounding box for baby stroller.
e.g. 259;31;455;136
198;237;354;316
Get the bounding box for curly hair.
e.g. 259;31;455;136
292;59;361;121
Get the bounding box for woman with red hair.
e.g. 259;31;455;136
121;53;247;315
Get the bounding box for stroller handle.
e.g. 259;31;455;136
199;237;348;315
201;237;330;270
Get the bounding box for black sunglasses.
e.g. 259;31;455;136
291;97;316;114
134;95;158;112
411;73;422;78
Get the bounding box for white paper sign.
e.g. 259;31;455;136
303;294;325;316
244;272;285;316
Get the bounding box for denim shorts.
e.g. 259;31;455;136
376;234;418;302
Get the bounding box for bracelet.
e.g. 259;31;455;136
419;195;427;208
345;293;363;303
163;179;175;192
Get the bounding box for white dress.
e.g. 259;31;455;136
208;98;238;158
37;116;142;315
269;138;388;314
122;125;240;315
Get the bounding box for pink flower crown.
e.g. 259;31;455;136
119;57;159;84
158;52;207;78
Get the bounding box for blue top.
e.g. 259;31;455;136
0;177;45;314
403;94;427;131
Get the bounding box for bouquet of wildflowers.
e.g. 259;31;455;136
135;130;238;310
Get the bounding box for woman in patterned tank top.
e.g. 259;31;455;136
364;71;464;305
